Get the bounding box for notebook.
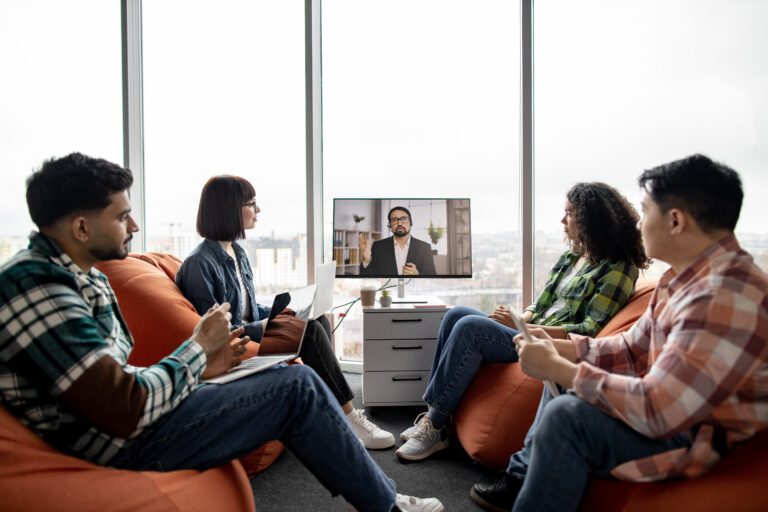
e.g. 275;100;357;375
204;284;318;385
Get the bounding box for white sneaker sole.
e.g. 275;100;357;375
395;439;450;461
361;434;396;450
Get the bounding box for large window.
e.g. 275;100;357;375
322;1;522;360
142;1;307;297
534;0;768;288
0;0;122;263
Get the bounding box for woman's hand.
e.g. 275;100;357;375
488;305;515;328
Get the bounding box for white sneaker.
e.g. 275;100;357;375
400;412;427;441
347;408;395;449
395;416;449;461
395;493;444;512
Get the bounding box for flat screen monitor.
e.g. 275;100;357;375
332;198;472;278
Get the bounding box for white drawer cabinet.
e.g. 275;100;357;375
362;298;448;406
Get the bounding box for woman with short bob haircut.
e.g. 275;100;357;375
176;175;395;450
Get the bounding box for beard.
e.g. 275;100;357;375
393;226;410;238
89;237;131;261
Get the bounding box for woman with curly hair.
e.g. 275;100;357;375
395;182;648;465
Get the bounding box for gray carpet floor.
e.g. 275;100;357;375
249;372;498;511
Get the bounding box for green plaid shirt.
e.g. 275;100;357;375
0;232;206;465
525;251;639;336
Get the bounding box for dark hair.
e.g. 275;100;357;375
388;206;412;223
638;154;743;232
25;153;133;228
566;182;648;268
197;175;256;241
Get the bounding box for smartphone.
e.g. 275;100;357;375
507;308;561;397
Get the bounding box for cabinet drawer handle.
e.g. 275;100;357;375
392;376;423;382
392;345;423;350
391;318;423;323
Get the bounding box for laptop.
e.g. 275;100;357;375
204;284;318;385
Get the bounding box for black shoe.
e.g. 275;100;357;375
469;472;523;512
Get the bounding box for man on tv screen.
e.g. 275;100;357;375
359;206;437;276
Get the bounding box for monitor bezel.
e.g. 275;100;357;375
331;197;472;279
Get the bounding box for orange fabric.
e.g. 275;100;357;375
96;256;202;366
0;405;254;512
239;440;287;476
131;252;184;282
454;364;542;469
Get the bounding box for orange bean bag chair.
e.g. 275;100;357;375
0;405;255;512
454;279;768;511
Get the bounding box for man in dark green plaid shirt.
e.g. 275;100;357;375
0;153;445;512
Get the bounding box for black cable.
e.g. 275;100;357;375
329;278;413;333
331;297;359;334
330;279;393;333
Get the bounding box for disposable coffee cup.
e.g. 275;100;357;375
360;285;377;307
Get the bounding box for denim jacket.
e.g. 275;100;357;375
176;239;270;341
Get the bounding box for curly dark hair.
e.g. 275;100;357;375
566;182;649;268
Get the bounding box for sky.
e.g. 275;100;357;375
1;0;766;240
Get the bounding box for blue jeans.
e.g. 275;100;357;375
423;306;520;427
507;385;558;478
512;395;692;512
110;364;396;512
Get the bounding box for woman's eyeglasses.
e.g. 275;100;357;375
242;201;258;209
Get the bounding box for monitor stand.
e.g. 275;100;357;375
392;278;428;304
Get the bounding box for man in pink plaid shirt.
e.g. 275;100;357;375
473;154;768;512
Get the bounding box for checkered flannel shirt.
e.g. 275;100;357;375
0;232;206;465
525;251;639;336
570;235;768;481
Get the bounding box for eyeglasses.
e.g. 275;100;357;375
389;216;411;225
242;201;258;209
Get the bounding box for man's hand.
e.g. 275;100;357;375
514;333;578;388
202;328;250;379
526;326;554;340
488;305;515;328
358;233;372;265
402;262;419;275
191;303;232;354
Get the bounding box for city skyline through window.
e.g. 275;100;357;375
1;2;766;367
